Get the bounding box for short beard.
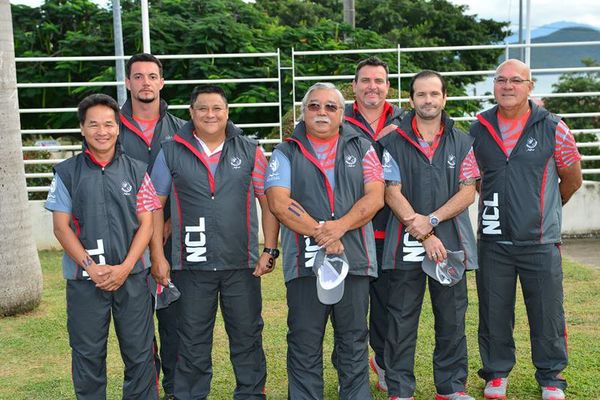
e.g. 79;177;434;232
137;96;156;104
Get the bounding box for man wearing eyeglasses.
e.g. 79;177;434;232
470;59;582;400
119;53;185;400
379;70;479;400
344;57;407;391
265;82;384;399
149;85;280;399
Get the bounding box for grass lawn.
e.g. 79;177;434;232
1;250;599;399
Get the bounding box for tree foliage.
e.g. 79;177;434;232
543;58;600;180
12;0;509;138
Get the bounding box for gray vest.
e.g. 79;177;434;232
54;148;149;280
161;120;260;271
119;98;186;172
344;102;406;234
276;122;378;282
470;101;562;244
380;111;477;271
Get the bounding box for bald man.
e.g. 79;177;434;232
469;59;582;400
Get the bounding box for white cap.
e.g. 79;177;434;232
311;248;349;305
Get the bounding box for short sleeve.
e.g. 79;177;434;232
252;147;268;198
459;147;481;182
362;145;384;185
150;150;173;196
382;149;401;183
554;120;582;169
264;149;292;191
136;173;162;214
45;174;72;213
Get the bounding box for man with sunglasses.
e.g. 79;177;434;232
470;59;582;400
344;57;407;391
149;85;279;399
119;53;185;400
379;70;479;400
265;82;384;399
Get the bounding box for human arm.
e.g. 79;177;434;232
558;161;582;205
406;148;479;239
254;196;280;277
149;195;170;286
96;210;154;291
52;212;112;284
314;146;384;248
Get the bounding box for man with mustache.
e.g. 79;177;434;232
119;53;185;400
265;82;384;399
379;70;479;400
344;57;407;392
470;59;582;400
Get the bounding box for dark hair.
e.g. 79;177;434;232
189;85;228;106
77;94;119;124
354;56;389;81
126;53;163;78
409;70;447;99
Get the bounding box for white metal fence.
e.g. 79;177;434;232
18;41;600;194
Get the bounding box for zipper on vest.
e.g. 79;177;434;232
211;192;215;199
101;166;105;174
148;146;152;153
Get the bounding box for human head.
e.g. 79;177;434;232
352;56;391;110
408;70;447;121
126;53;163;78
125;53;165;104
409;70;447;99
494;59;534;115
189;85;229;139
77;94;120;156
300;82;345;139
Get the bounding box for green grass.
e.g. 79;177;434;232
1;251;599;399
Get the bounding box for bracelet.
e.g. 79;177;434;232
418;230;435;243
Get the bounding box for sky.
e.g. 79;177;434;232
10;0;600;32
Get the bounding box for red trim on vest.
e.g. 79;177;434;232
286;137;336;218
393;223;404;270
120;113;151;146
539;158;551;242
394;127;430;159
294;232;301;277
84;149;109;167
345;101;394;141
246;181;252;269
173;134;216;196
172;182;185;266
361;226;371;275
476;114;509;158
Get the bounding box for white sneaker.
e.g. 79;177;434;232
369;355;388;392
541;386;565;400
484;377;508;399
435;392;475;400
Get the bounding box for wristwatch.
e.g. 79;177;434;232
429;214;440;227
263;247;280;259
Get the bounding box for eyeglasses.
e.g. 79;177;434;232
494;76;532;86
306;102;339;113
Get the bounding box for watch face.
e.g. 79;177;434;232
430;216;439;226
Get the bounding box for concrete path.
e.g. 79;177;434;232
561;238;600;269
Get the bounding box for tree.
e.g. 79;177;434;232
543;58;600;181
0;0;43;316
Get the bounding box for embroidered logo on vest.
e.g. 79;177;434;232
526;137;538;152
345;155;357;167
121;181;133;196
230;156;242;169
482;192;502;235
447;154;456;169
185;217;207;262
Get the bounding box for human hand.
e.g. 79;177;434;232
422;234;447;262
253;252;276;277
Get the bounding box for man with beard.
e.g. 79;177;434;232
120;53;185;400
470;59;582;400
265;82;384;399
344;57;406;392
379;70;479;400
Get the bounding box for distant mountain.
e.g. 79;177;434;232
505;21;600;43
504;23;600;68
